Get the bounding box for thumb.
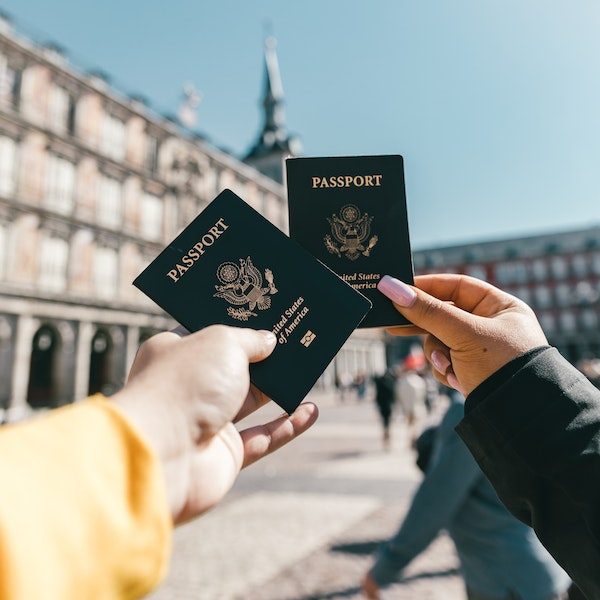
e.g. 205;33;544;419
377;276;477;349
229;327;278;362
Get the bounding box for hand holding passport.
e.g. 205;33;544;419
134;155;414;413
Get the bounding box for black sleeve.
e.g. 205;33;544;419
456;347;600;600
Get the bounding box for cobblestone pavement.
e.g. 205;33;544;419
149;394;464;600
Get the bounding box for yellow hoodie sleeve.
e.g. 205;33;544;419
0;396;172;600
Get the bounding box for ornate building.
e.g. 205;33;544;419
244;37;301;183
0;18;386;420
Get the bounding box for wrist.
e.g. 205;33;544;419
112;386;194;521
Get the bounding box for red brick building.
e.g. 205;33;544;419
412;226;600;363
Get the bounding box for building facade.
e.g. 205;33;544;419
411;226;600;363
0;18;385;420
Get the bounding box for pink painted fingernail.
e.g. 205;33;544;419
447;373;465;395
431;350;450;375
377;276;417;307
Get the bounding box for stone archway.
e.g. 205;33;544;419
26;324;61;408
88;328;114;396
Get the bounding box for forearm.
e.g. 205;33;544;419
0;397;172;599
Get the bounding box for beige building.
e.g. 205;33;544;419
0;18;385;420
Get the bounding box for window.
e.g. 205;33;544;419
592;253;600;276
94;246;118;298
466;265;487;281
512;262;528;283
581;309;598;330
48;85;71;134
575;281;596;305
145;134;159;173
46;155;75;214
559;311;576;332
38;235;68;292
555;283;571;307
551;256;568;280
539;312;556;333
140;193;163;240
101;113;126;161
0;135;17;197
0;55;22;110
532;259;548;282
495;262;517;285
534;285;552;309
97;176;122;229
515;286;531;305
572;254;589;278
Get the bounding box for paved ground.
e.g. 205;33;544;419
149;393;465;600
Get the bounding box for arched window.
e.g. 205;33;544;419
88;328;114;395
27;324;61;408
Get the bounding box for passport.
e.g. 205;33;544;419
133;189;371;414
286;155;414;328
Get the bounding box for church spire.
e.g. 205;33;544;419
244;36;300;183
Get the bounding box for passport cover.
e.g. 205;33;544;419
286;155;414;328
133;189;371;414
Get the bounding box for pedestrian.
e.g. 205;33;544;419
0;325;318;598
355;372;367;402
395;359;427;442
377;273;600;599
373;368;397;450
362;390;571;600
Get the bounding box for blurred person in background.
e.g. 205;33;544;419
422;368;442;412
362;390;571;600
377;273;600;599
373;368;397;450
354;372;368;402
395;354;427;442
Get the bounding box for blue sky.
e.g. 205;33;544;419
2;1;600;249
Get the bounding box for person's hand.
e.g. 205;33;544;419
112;325;318;523
361;572;380;599
378;274;547;396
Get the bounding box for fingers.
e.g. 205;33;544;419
424;335;451;376
422;335;465;394
234;385;270;423
378;276;478;349
239;403;319;469
224;327;278;362
414;274;517;316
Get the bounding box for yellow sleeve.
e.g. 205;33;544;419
0;396;172;600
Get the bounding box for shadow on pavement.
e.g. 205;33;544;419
291;568;461;600
330;540;382;555
292;586;361;600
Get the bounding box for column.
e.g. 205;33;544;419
73;321;94;401
9;314;37;418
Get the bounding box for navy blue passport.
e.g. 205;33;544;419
286;155;414;328
133;189;371;414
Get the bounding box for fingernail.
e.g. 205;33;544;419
431;350;450;375
446;373;465;395
260;330;277;346
377;276;417;307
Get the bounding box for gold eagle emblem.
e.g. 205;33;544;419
324;204;378;261
213;257;277;321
